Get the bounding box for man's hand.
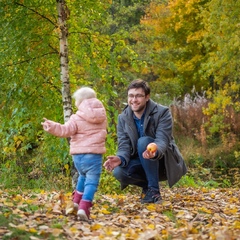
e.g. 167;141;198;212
103;156;121;172
142;149;156;159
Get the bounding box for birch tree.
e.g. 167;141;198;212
0;0;149;188
57;0;72;123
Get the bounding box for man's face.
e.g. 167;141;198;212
127;88;150;116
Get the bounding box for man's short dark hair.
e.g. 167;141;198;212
127;79;150;95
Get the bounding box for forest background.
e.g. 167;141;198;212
0;0;239;193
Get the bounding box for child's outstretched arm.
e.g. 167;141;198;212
41;118;52;131
41;117;77;137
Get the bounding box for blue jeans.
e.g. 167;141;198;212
113;136;161;191
73;154;102;201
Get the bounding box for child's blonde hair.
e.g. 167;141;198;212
73;87;96;107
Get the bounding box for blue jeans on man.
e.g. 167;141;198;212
113;136;162;192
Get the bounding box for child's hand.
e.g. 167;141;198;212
41;118;51;131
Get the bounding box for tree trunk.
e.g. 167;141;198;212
57;0;78;189
57;0;72;122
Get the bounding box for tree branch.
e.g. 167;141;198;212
14;2;57;27
2;52;57;67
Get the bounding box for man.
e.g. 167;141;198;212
104;79;187;203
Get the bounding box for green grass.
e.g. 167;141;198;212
163;210;176;222
1;154;239;193
0;214;9;227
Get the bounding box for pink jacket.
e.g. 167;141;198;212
43;98;107;155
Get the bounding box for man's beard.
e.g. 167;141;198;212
131;104;145;113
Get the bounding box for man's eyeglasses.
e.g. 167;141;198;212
128;94;145;99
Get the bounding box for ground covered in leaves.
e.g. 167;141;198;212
0;187;239;240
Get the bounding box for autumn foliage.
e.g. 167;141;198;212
0;0;240;201
0;188;239;239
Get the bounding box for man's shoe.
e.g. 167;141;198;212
140;188;148;199
120;183;128;190
141;188;162;203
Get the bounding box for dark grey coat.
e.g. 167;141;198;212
117;99;187;187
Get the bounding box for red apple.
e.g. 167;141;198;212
147;143;158;153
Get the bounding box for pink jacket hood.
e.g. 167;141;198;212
43;98;107;155
76;98;106;124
